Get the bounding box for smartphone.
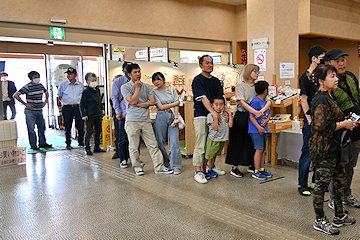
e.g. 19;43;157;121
349;113;360;121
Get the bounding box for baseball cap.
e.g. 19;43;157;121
122;61;132;70
65;67;77;74
324;48;349;62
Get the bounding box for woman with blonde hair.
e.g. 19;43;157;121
225;64;271;177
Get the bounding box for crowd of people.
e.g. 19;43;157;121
3;50;360;235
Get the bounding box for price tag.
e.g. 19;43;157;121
275;100;281;105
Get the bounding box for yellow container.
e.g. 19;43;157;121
102;115;115;150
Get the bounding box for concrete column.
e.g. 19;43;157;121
247;0;299;88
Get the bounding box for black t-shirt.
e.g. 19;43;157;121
192;73;224;117
299;70;318;124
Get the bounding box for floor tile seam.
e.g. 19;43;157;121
59;153;314;239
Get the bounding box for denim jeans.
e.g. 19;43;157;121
25;109;46;147
117;118;129;161
153;111;182;169
298;122;315;188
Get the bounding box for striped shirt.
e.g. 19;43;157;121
18;82;47;110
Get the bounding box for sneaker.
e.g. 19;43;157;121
135;168;145;176
194;172;208;184
120;160;128;169
155;168;173;174
252;172;267;180
207;169;218;178
112;152;119;159
260;170;273;178
230;167;244;178
66;144;72;149
203;171;211;180
30;145;39;150
247;165;255;173
332;214;356;227
328;199;348;214
212;166;225;175
39;143;52;148
94;148;106;153
313;217;339;235
173;168;181;175
343;194;360;208
85;149;93;155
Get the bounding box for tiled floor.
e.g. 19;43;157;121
1;139;360;239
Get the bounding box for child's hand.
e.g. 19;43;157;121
258;127;266;135
261;118;269;127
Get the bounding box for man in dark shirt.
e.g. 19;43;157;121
298;46;326;196
80;73;105;155
191;55;230;184
1;71;17;120
13;71;52;150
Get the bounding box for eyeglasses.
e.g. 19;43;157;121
252;70;260;74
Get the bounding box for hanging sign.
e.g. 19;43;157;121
251;37;269;49
254;49;266;71
50;27;65;40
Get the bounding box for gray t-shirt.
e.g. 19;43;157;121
235;81;269;112
121;81;154;122
207;112;229;142
153;87;178;109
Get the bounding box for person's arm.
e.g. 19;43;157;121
300;94;311;124
260;100;272;113
172;105;180;126
79;91;88;121
111;79;123;119
136;96;155;108
249;114;266;135
43;92;49;107
201;97;219;122
156;101;180;110
261;111;271;127
239;100;263;119
13;91;34;109
126;80;142;106
228;112;233;128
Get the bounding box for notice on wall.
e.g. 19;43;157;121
0;147;27;167
254;49;266;72
280;63;295;79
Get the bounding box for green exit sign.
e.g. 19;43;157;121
50;27;65;40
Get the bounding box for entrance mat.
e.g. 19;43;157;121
18;134;81;154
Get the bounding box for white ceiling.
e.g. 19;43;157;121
208;0;246;6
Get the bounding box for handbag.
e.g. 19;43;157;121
233;110;249;130
170;88;186;130
333;129;353;165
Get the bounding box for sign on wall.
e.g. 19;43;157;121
50;27;65;40
280;63;295;79
254;49;266;71
251;37;269;49
0;147;26;167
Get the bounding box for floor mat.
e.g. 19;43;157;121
18;134;81;154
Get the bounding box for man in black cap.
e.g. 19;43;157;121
325;48;360;208
57;67;85;148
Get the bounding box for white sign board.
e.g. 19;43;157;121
280;63;295;79
0;147;27;167
252;37;269;49
254;49;266;72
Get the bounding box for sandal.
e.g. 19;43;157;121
298;187;311;196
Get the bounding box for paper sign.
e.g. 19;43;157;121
0;147;27;167
280;63;295;79
285;80;291;86
258;75;265;81
254;49;266;72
